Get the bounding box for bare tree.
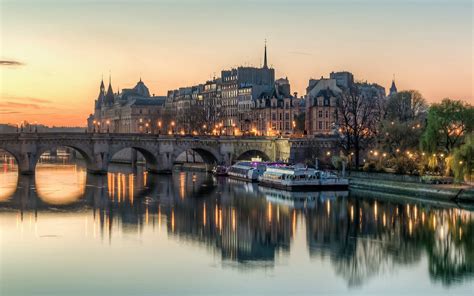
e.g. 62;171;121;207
338;86;383;168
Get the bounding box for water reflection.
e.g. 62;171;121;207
0;160;473;292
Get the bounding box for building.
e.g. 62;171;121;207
252;78;302;136
220;43;275;134
88;77;166;133
305;72;387;137
305;77;342;136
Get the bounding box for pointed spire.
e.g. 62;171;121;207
389;74;398;96
105;71;115;104
100;74;105;93
263;39;268;69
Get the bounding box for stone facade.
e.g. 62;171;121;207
88;78;166;134
305;72;387;137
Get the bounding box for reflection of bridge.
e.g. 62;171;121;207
0;132;307;174
5;171;473;283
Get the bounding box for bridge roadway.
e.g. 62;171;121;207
0;132;305;175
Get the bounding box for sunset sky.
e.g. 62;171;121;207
1;0;472;126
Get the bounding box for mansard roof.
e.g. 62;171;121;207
315;88;337;99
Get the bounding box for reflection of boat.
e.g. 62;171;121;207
258;164;349;191
212;165;228;176
260;186;348;209
228;162;266;182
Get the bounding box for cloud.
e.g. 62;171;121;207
0;102;41;109
0;110;21;114
0;60;25;66
2;96;52;104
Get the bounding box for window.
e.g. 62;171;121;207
325;110;329;118
285;113;289;120
318;121;322;129
326;121;330;129
318;110;323;118
272;113;276;120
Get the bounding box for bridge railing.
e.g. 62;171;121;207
0;132;294;141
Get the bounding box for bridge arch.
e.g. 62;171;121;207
5;143;94;175
235;149;271;162
173;145;221;167
0;148;19;202
109;145;161;174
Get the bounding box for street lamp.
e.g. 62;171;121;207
158;121;162;135
171;121;175;134
106;120;110;133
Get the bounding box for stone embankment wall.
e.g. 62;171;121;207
348;171;474;203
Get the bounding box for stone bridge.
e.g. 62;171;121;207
0;132;311;175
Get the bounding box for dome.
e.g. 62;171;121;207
133;79;151;97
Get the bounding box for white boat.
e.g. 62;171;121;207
227;161;267;182
258;164;349;191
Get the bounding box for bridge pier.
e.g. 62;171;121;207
148;153;173;174
18;152;37;175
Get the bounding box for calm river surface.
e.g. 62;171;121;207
0;158;473;295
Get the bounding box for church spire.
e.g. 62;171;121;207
100;74;105;93
389;74;398;96
263;39;268;69
105;71;115;104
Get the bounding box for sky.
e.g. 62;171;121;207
0;0;472;126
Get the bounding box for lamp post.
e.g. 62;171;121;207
158;121;162;135
106;120;110;133
171;121;175;135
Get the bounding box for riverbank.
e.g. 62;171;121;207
348;171;474;203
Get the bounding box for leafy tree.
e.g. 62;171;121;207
421;99;474;154
451;134;474;182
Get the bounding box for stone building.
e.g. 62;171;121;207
305;72;387;137
252;78;302;136
87;77;166;133
220;44;275;134
305;77;342;136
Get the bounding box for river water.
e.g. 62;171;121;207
0;158;473;295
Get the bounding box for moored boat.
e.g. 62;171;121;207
258;164;348;191
212;165;228;176
227;161;267;182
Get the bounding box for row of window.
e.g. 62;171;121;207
315;121;332;130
